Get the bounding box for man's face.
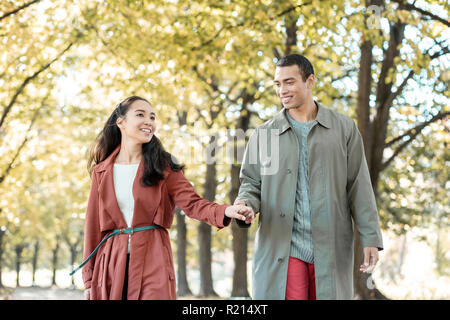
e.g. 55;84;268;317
273;65;314;109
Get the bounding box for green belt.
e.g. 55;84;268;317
69;225;161;276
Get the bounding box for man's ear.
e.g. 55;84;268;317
306;74;315;89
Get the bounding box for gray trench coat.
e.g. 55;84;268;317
236;102;383;300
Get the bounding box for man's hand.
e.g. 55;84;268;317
360;247;379;273
232;200;255;224
225;203;255;224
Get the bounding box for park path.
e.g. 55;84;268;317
10;287;84;300
8;287;233;300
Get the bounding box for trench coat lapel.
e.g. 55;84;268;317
96;146;128;228
95;144;162;231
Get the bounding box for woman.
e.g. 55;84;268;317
76;96;254;300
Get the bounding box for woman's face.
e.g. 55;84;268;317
116;99;156;144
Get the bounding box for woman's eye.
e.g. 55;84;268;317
137;113;144;117
150;116;155;120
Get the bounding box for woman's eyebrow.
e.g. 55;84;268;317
134;109;156;115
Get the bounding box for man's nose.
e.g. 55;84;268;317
279;84;289;95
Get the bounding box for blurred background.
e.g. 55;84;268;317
0;0;448;300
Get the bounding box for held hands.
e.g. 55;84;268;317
225;201;255;224
360;247;379;273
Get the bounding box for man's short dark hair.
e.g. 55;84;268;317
276;54;314;82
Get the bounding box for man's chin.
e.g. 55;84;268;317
283;104;300;109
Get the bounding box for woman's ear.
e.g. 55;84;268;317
116;117;124;129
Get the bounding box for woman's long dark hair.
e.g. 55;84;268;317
87;96;184;186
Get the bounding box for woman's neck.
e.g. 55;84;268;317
116;140;142;164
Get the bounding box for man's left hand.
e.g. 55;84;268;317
360;247;379;273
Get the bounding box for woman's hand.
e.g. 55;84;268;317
225;204;255;224
84;288;91;300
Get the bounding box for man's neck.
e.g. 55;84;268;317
287;100;318;122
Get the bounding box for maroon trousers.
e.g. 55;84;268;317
285;256;316;300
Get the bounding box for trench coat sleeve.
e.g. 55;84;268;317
346;120;383;250
166;169;231;229
82;171;102;289
236;128;261;214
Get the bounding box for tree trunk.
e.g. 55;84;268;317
230;109;251;298
0;226;6;288
175;110;193;296
176;208;193;296
369;20;406;191
356;38;373;162
230;165;249;298
15;244;25;288
354;15;406;299
197;134;219;297
397;233;407;275
31;240;39;286
70;246;77;287
0;227;5;288
51;240;60;287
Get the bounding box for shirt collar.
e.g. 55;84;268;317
272;101;331;135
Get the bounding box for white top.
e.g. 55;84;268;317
113;163;139;253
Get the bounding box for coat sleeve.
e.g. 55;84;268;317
165;169;231;229
235;128;261;214
82;170;102;289
346;120;383;250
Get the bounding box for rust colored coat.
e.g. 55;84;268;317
82;146;231;299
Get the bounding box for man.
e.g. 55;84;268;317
235;54;383;300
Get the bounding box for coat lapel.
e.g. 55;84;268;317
131;158;161;227
95;144;162;230
96;146;128;228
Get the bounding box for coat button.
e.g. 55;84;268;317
278;258;283;263
280;212;285;217
286;168;291;174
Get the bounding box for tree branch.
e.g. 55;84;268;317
192;1;314;50
0;42;74;130
275;1;313;18
0;99;44;185
0;0;41;22
380;70;414;112
391;0;450;27
381;110;450;170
